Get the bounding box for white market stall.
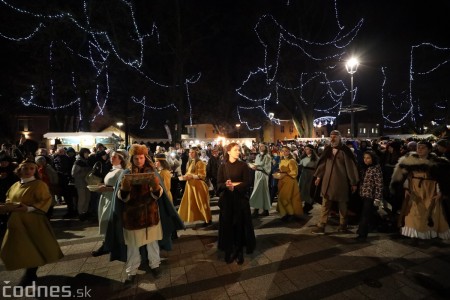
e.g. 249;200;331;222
43;132;120;151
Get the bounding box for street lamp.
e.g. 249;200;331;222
116;122;123;141
236;123;241;138
345;57;359;138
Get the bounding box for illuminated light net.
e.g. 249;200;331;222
0;0;197;129
382;43;450;129
236;1;364;132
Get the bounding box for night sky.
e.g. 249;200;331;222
1;0;449;135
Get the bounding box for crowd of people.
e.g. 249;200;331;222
0;127;449;286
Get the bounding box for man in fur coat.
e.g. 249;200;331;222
312;130;359;234
104;144;184;284
390;141;450;240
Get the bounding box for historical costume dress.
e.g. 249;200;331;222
298;154;318;208
98;165;124;235
159;168;173;203
1;178;63;270
178;159;212;223
277;156;303;218
104;145;184;272
217;159;255;260
249;153;272;212
390;152;450;239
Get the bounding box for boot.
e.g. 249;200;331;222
252;209;259;218
19;267;38;287
262;210;269;216
236;251;244;265
225;251;233;264
303;202;313;214
91;242;109;257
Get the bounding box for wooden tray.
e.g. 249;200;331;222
124;173;155;185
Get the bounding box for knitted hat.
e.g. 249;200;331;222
66;147;76;154
129;144;149;156
330;130;341;136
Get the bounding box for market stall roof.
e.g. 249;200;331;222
43;132;119;139
384;134;437;140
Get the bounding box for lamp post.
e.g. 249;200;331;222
116;122;123;136
345;57;359;138
116;122;123;147
236;123;241;138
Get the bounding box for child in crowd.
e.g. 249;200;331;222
356;150;383;242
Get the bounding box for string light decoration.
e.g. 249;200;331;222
236;1;363;132
0;0;197;130
313;116;336;127
0;22;45;41
237;106;281;131
382;43;450;129
433;100;449;124
131;96;179;129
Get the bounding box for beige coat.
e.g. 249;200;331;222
314;147;359;202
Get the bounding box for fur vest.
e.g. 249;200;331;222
122;165;159;230
390;152;450;198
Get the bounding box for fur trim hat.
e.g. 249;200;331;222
129;144;149;157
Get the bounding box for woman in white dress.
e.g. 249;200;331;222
249;144;272;217
91;150;128;257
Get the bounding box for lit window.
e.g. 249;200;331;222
347;128;350;134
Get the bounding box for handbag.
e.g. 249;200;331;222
85;162;103;185
85;171;102;185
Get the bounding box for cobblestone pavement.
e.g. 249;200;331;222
1;198;450;299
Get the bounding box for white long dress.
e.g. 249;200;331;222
98;166;123;235
249;154;272;210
